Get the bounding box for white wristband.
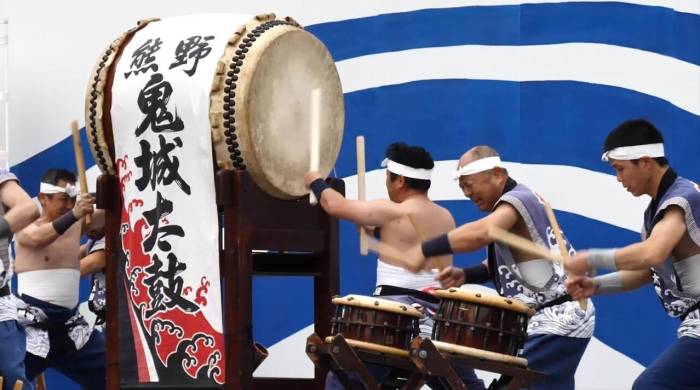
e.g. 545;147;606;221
587;249;618;271
595;272;624;294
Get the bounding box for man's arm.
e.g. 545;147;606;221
0;180;39;234
446;203;520;253
613;207;685;269
16;194;95;248
306;172;405;226
403;203;519;272
567;270;652;300
568;206;686;274
80;250;106;277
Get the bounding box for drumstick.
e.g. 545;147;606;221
487;225;562;263
406;213;446;271
356;136;368;255
71;120;91;225
544;202;588;310
309;88;322;205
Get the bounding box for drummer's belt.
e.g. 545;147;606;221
374;285;440;304
0;285;9;297
681;300;700;321
534;293;572;312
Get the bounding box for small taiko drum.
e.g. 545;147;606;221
85;13;344;198
432;288;534;366
330;295;422;354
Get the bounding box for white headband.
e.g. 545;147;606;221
452;156;502;179
39;182;79;197
601;143;665;162
381;158;432;180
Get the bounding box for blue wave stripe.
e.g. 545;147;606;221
337;79;700;180
307;2;700;66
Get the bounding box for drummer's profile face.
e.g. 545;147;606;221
39;180;76;220
458;171;497;211
609;158;649;197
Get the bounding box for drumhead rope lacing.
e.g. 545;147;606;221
223;19;293;170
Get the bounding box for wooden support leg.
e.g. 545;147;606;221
35;372;47;390
409;338;466;390
401;371;426;390
327;335;380;390
232;230;254;389
13;379;23;390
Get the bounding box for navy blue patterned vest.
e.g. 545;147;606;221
643;171;700;318
488;180;571;308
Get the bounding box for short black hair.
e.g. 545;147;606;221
604;119;668;166
41;169;77;186
385;142;434;191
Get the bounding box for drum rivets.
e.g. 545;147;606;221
223;112;230;119
374;301;379;306
223;96;230;103
476;293;482;297
506;299;512;304
234;68;241;73
231;142;238;148
449;288;456;292
331;346;340;354
230;82;236;89
227;146;236;152
236;60;243;66
418;350;428;359
224;87;230;94
227;71;235;77
238;54;246;60
229;134;237;140
245;42;252;48
347;297;354;301
235;50;242;55
223;104;230;111
242;38;250;43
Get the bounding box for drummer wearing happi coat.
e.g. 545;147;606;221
405;145;595;390
306;142;485;390
566;120;700;389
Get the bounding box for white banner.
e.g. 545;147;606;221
110;14;252;385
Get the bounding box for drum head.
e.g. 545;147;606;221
221;24;344;198
434;288;534;316
332;294;423;318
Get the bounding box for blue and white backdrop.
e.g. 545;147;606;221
2;1;699;388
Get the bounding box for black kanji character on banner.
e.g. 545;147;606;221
125;38;163;79
135;73;184;136
135;135;191;195
169;35;215;76
141;192;185;253
144;252;199;318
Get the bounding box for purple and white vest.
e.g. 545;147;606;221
643;175;700;338
490;183;595;338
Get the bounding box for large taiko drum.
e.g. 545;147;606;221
83;13;343;385
85;13;344;198
432;288;534;366
330;295;422;355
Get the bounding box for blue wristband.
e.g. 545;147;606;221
421;234;453;257
310;178;330;200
